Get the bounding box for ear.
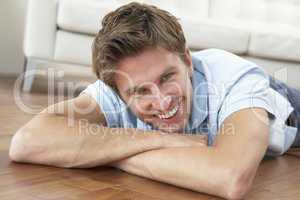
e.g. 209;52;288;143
183;48;193;78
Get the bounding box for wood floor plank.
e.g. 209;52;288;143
66;187;163;200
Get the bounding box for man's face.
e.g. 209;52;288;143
114;47;193;133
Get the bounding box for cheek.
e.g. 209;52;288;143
164;79;189;95
127;98;147;116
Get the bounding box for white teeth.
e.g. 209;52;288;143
157;104;179;119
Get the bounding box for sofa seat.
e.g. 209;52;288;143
54;30;94;66
215;19;300;62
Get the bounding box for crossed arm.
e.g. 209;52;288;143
9;94;269;199
110;108;269;199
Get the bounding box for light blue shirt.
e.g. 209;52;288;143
82;49;297;156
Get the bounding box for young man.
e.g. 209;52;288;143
9;2;299;199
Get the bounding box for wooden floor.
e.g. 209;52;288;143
0;77;300;200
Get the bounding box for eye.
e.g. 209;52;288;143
136;87;149;95
161;72;175;83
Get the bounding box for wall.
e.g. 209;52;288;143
0;0;28;76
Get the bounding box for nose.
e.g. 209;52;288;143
151;91;172;112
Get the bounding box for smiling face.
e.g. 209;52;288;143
114;47;194;133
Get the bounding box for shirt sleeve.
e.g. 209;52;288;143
80;80;123;128
217;65;295;155
217;66;275;128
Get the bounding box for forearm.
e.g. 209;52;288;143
9;113;168;168
110;146;262;199
111;147;229;197
10;112;207;168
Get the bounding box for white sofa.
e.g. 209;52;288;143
23;0;300;92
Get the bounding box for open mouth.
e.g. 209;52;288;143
156;99;181;120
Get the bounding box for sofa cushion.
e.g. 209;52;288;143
181;18;250;54
57;0;120;35
54;30;94;65
145;0;209;20
57;0;210;35
210;0;300;27
201;18;300;62
247;23;300;62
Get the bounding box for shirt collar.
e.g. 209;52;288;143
185;55;209;132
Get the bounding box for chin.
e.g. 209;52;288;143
152;120;186;133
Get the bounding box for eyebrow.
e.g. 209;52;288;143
125;66;177;95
